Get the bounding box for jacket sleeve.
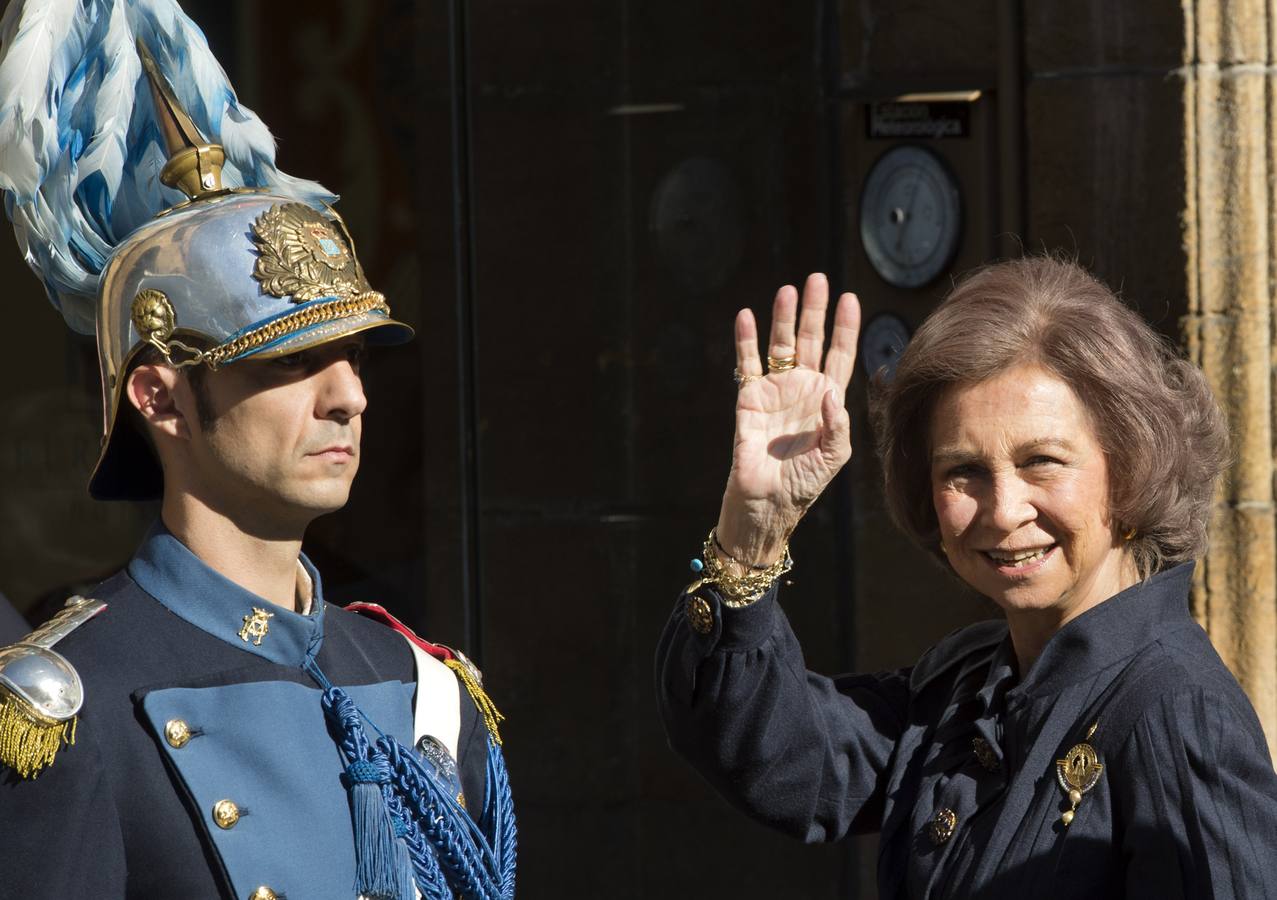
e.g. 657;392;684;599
655;584;911;843
1118;686;1277;898
0;724;127;898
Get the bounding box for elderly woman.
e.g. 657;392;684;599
656;257;1277;896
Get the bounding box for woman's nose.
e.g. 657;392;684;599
984;473;1035;533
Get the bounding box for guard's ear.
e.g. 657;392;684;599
125;363;193;441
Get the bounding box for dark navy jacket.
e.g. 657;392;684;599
657;563;1277;897
0;527;488;899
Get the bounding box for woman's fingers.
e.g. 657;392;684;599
752;277;859;386
821;292;861;390
735;308;764;376
819;388;852;463
766;285;799;365
794;274;829;369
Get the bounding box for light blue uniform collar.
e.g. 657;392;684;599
127;520;326;668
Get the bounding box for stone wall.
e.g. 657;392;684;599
1178;0;1277;757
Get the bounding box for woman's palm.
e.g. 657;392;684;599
715;275;861;561
733;368;846;508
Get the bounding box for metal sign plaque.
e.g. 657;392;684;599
867;101;970;140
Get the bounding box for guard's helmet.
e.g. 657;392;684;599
0;9;412;500
93;191;412;499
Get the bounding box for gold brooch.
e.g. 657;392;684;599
251;203;371;303
238;607;275;646
927;807;957;845
972;736;999;772
1056;722;1103;826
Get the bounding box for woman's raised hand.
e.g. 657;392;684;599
715;274;861;565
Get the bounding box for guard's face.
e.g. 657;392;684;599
187;337;367;524
928;364;1135;633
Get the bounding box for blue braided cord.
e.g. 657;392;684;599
485;738;518;900
383;786;452;900
381;736;498;869
319;684;412;900
320;681;463;899
321;685;371;764
310;660;393;742
345;759;387;785
314;675;515;899
383;738;501;899
379;737;503;899
303;658;335;693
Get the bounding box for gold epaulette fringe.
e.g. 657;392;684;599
0;693;76;779
444;658;505;746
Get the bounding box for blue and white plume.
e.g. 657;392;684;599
0;0;335;335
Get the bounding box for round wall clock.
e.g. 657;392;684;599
859;145;962;289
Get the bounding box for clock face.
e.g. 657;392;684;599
859;146;962;289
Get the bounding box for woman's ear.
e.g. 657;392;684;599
125;364;192;442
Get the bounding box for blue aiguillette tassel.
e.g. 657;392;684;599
344;758;412;900
316;674;414;900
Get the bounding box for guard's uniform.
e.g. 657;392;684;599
0;1;517;895
0;526;490;899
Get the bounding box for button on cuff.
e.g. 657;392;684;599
686;595;714;634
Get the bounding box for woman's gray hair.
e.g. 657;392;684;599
870;254;1229;579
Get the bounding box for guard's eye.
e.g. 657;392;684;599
344;343;366;371
271;351;308;369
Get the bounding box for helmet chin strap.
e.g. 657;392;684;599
147;335;212;370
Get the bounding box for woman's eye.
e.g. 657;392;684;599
945;464;980;480
1025;456;1061;467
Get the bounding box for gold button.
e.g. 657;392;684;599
927;807;958;845
212;799;240;830
164;719;191;749
248;888;277;900
686;595;714;634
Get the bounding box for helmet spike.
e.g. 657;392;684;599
135;37;225;201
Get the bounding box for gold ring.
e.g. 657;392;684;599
733;368;762;387
767;355;798;372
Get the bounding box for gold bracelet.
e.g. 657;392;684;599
697;528;793;607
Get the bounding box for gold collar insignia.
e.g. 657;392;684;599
238;607;275;647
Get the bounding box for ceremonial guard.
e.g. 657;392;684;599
0;2;516;898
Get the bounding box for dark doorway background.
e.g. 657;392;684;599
229;1;863;894
0;0;1022;896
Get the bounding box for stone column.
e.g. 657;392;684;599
1183;0;1277;757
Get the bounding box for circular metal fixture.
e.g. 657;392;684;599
859;145;962;289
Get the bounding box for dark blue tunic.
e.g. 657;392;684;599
656;563;1277;897
0;527;488;899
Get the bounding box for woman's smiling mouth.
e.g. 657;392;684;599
982;545;1058;571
